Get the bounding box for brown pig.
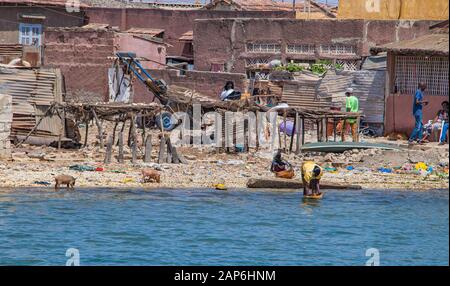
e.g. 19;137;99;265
55;175;76;190
141;169;161;184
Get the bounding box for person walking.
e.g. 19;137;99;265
408;82;429;144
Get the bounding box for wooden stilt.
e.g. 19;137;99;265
144;134;152;163
130;113;137;164
301;117;305;146
91;109;103;149
333;118;337;142
118;131;124;163
158;135;167;164
112;121;118;145
283;110;287;152
295;112;301;154
84;119;89;148
104;134;113;165
289;112;297;153
317;120;320;142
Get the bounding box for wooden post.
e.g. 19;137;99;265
166;137;173;164
144;134;152;163
131;138;137;164
333;118;337;142
324;117;328;142
295;112;301;154
141;114;146;147
130;113;137;164
91;109;103;149
316;120;321;142
158;135;167;164
301;117;305;146
356;116;361;143
112;121;118;145
289;112;297;153
83;119;89;148
118;131;124;164
283;110;287;152
104;134;113;165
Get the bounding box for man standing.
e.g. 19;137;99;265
409;82;429;144
342;88;359;142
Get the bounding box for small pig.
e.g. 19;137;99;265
55;175;76;190
141;169;161;184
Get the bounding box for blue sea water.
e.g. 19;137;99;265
0;188;448;266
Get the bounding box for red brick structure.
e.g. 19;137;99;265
85;7;295;60
193;18;436;73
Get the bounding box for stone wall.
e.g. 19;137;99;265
0;94;12;160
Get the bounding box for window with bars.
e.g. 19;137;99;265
19;23;42;46
245;58;271;67
286;44;315;55
336;59;360;71
394;56;449;96
320;44;356;55
246;43;281;53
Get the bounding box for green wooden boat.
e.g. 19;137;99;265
300;142;401;153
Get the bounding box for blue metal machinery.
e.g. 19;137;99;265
115;52;169;105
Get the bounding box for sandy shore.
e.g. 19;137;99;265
1;141;448;191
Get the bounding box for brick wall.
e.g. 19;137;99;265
193;19;436;73
43;27;117;102
133;69;249;103
0;94;12;160
86;7;294;58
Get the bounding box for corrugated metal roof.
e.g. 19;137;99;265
282;73;332;110
361;53;387;70
126;28;165;37
179;31;193;41
0;67;63;138
0;44;22;65
371;33;449;56
317;69;386;124
351;70;385;124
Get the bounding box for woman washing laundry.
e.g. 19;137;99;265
301;161;323;198
270;150;295;179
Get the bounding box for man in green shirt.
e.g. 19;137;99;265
342;88;359;142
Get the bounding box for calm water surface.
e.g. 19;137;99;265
0;188;448;266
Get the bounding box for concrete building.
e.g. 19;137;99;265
371;21;449;135
193;18;435;73
0;0;87;45
338;0;449;20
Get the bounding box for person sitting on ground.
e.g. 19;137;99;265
432;101;449;145
220;81;242;101
301;161;323;197
270;150;295;179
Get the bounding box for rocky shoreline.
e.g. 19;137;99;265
1;140;448;191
